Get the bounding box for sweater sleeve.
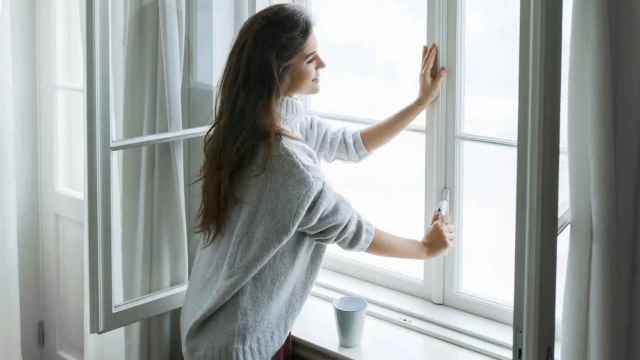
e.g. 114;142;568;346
298;114;370;163
292;178;375;252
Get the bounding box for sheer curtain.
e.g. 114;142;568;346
562;0;640;358
0;1;24;359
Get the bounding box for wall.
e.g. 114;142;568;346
0;1;41;360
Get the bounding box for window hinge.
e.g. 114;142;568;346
38;320;45;348
515;327;523;360
546;345;554;360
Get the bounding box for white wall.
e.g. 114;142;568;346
0;1;40;360
0;2;25;356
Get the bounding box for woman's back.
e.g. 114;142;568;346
180;97;375;360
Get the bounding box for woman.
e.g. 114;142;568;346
180;4;451;359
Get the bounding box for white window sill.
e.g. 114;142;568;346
291;268;513;360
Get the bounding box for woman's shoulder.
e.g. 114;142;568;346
270;136;325;186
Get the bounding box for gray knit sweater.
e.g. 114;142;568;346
180;95;375;359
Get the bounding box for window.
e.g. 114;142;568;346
88;0;223;333
54;0;86;198
300;0;571;327
88;1;567;349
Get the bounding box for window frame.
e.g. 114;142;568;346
300;0;436;303
87;0;224;334
302;0;568;332
51;0;86;199
440;0;518;324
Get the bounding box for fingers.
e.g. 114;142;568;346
422;44;438;75
434;67;448;86
433;215;455;239
421;44;448;86
421;45;432;74
426;45;437;73
421;44;437;72
431;45;440;79
431;212;449;224
430;210;440;224
440;213;449;224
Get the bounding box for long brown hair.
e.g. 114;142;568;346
193;4;313;247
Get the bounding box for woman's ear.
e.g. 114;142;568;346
279;71;292;96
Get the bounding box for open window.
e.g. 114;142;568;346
86;0;268;333
88;0;566;356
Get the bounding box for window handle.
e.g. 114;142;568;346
438;187;450;216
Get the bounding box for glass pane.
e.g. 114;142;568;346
55;0;83;85
556;0;573;353
309;0;427;127
322;120;425;281
56;89;85;195
555;225;570;332
109;0;218;140
110;139;194;306
461;0;520;141
192;0;214;86
458;140;517;305
558;153;569;216
558;0;573;218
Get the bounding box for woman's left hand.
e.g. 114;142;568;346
416;44;448;108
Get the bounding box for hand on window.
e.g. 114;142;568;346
421;211;455;259
416;44;448;108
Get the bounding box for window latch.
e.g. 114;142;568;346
438;187;450;216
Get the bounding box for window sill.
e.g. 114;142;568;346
291;268;513;360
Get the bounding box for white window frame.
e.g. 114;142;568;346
298;0;435;305
301;0;567;333
86;0;259;334
49;0;86;200
440;0;516;324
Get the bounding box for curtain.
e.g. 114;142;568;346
562;0;640;359
0;1;24;359
110;1;187;359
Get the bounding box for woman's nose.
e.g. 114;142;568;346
317;56;326;69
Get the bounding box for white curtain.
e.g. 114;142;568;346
562;0;640;359
110;1;188;359
0;1;24;359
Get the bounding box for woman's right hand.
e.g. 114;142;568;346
420;211;454;258
415;44;448;108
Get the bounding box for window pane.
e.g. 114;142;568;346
461;0;520;141
55;0;83;85
192;0;214;85
110;139;191;306
321;120;425;280
109;1;217;140
556;0;573;351
458;140;517;305
56;89;85;195
559;153;569;216
558;0;573;218
309;0;427;127
555;225;570;330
